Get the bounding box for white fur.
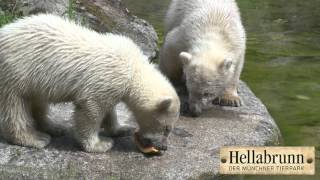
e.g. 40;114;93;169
160;0;246;116
0;14;180;152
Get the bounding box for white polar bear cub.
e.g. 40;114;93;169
0;14;180;153
160;0;246;116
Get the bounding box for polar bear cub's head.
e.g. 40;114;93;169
179;51;235;116
134;95;180;152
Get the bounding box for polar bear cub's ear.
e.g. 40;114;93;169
157;97;172;111
179;52;193;65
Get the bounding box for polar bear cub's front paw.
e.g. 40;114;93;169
82;136;114;153
213;90;242;107
13;131;51;149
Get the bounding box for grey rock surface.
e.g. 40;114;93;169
0;0;158;60
0;82;281;180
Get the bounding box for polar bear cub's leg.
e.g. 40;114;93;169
73;100;113;153
101;108;133;137
0;96;51;148
213;54;244;107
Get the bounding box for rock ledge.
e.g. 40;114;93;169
0;82;281;180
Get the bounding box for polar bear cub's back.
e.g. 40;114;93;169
165;0;240;33
0;14;139;102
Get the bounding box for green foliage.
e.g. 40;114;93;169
66;0;88;26
0;13;16;28
67;0;76;20
0;0;82;27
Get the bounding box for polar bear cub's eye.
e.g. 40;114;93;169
222;58;233;71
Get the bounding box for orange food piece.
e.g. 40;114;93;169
134;133;160;154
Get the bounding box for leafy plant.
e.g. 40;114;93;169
0;8;19;28
67;0;76;20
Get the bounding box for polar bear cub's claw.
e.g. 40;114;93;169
213;93;242;107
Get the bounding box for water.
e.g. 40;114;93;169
122;0;320;179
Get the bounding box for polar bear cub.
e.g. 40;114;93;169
160;0;246;116
0;14;180;153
